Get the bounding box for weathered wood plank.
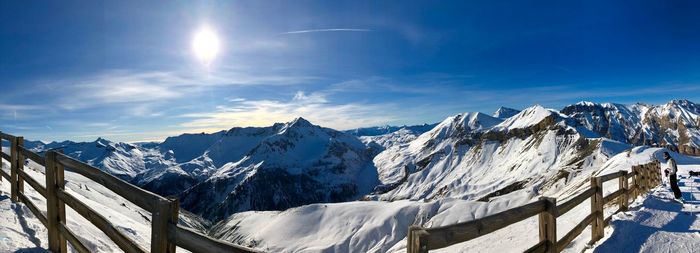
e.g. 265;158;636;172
407;226;417;253
603;188;624;204
590;177;604;243
151;198;178;253
17;191;48;227
18;145;45;166
58;223;90;253
0;132;15;140
599;171;624;183
620;171;629;211
55;153;166;212
0;168;9;181
556;212;594;252
17;168;46;197
56;189;147;253
0;152;9;161
167;198;179;253
16;137;24;198
169;224;260;253
538;197;557;253
56;161;67;253
556;187;594;217
421;200;546;250
46;151;61;252
10;136;19;202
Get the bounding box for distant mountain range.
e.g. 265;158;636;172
24;99;700;223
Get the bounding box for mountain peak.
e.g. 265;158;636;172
288;117;314;127
574;101;598;107
668;99;696;108
95;137;111;144
493;104;558;131
493;106;521;119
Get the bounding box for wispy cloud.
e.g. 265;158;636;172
32;69;320;113
280;28;372;35
177;91;397;132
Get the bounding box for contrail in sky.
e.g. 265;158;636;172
280;28;372;34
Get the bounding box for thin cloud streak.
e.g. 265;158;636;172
280;28;372;34
177;91;398;133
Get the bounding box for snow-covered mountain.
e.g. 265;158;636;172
345;123;437;137
21;100;700;220
25;138;155;180
11;99;700;253
367;106;623;202
561;99;700;155
178;118;377;220
492;106;521;119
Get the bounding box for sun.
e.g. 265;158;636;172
192;25;221;64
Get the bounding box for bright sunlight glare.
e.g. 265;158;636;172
192;25;221;64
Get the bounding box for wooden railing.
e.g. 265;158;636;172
407;161;662;253
0;131;260;253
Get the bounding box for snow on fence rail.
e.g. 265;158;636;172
407;161;662;253
0;131;260;253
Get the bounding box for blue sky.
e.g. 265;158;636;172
2;1;700;142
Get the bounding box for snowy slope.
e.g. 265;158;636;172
371;112;502;187
360;128;423;156
492;106;521;119
370;106;598;201
588;164;700;253
179;118;379;221
26;138;155;180
562;99;700;155
345;123;437;137
205;144;699;253
0;157;207;253
158;131;226;163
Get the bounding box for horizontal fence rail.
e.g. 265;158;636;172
0;131;260;253
407;161;662;253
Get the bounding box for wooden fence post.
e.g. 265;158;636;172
0;131;3;182
167;198;180;253
46;151;67;253
589;176;604;243
152;197;180;253
538;197;557;253
407;226;415;253
16;136;24;199
46;151;60;252
406;226;428;253
620;171;628;211
416;229;429;253
56;156;67;253
10;136;18;202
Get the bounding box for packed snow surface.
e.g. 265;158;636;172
589;165;700;253
0;158;206;253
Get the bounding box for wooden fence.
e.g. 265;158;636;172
0;131;260;253
407;161;662;253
